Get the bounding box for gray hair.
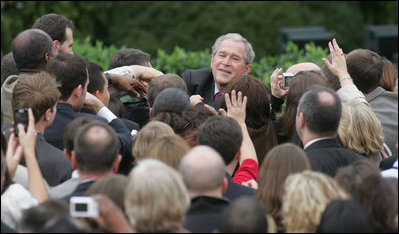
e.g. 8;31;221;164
211;33;255;65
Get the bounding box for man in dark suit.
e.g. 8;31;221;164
179;145;230;233
44;54;132;175
182;33;255;109
63;121;121;202
11;72;73;187
296;85;365;177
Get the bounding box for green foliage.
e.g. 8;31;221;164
1;1;397;58
73;36;125;70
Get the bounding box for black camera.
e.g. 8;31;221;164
14;108;29;137
283;72;296;87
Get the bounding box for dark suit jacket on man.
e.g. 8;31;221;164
62;180;96;203
37;133;73;187
44;103;133;175
184;195;230;233
304;138;366;177
182;68;218;108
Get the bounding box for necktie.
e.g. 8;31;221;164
214;92;223;101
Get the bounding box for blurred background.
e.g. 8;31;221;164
1;1;398;76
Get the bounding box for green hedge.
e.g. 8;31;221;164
73;36;328;89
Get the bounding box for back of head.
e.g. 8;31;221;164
125;158;190;233
147;73;188;107
223;75;272;129
379;57;397;92
12;72;60;124
218;197;268;233
278;71;327;137
212;33;255;65
108;94;125;118
151;87;190;117
45;53;88;101
39;215;90;233
198;116;243;165
1;52;18;86
74;122;119;174
84;174;128;212
179;145;226;194
335;159;380;195
108;48;151;69
32;13;74;43
338;99;384;157
20;199;69;232
87;62;106;95
317;199;374;233
298;85;341;136
63;116;99;157
146;134;190;170
286;62;321;73
256;143;311;229
346;49;383;94
132;120;174;160
353;173;398;232
282;171;348;233
12;29;54;71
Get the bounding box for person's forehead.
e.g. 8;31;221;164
218;39;246;55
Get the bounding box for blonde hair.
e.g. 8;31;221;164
338;99;384;157
132;121;174;160
282;171;348;233
146;134;190;170
125;159;190;232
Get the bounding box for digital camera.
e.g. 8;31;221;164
283;72;296;87
13;108;29;137
70;196;99;218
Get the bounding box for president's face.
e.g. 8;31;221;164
211;39;251;91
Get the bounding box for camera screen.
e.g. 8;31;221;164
75;203;88;212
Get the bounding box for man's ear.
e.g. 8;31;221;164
63;148;71;162
72;84;83;99
112;155;122;173
71;150;78;170
221;177;228;195
53;40;61;52
299;112;306;129
235;148;241;163
245;64;252;74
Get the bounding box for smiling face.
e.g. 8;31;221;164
211;39;251;91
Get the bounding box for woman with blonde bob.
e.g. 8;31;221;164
282;171;348;233
338;99;391;166
132;120;174;162
125;159;190;233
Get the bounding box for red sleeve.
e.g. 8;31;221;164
232;159;258;184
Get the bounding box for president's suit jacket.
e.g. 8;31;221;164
182;68;218;108
366;87;398;155
304;138;366;177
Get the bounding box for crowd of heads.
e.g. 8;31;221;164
1;12;398;233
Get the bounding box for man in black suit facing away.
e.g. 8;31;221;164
295;85;365;177
182;33;255;109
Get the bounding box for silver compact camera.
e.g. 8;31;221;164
283;72;296;87
70;196;99;218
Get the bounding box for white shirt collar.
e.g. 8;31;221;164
303;137;331;150
214;82;220;96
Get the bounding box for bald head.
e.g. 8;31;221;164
286;62;321;73
12;29;55;71
179;146;226;195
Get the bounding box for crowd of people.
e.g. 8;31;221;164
1;13;398;233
